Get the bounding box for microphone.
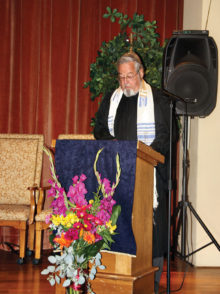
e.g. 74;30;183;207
162;89;197;104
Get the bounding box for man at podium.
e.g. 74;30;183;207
94;50;177;293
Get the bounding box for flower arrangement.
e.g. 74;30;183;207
41;147;121;294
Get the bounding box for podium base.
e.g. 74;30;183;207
91;268;156;294
55;268;157;294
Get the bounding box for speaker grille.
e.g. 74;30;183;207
167;63;211;116
163;32;218;117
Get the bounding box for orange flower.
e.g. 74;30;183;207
53;233;72;249
83;231;96;244
79;228;84;238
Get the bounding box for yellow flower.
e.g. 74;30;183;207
51;215;62;226
106;220;117;234
51;213;79;228
60;213;79;227
89;199;94;204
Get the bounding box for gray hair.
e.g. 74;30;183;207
117;53;143;72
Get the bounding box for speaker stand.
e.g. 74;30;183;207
172;115;220;261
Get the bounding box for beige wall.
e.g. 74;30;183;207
182;0;220;266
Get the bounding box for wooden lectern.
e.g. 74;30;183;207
54;137;164;294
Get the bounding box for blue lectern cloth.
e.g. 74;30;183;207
54;140;137;256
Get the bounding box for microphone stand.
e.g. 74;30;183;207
162;89;220;293
162;89;192;293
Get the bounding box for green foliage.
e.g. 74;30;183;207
84;7;165;103
110;204;121;226
77;240;104;259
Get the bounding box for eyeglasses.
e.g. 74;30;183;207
118;71;139;82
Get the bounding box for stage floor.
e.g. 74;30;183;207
0;249;220;294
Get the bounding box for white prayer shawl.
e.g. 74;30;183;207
108;80;159;209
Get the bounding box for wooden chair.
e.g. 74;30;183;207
0;134;44;264
33;198;52;264
33;134;94;264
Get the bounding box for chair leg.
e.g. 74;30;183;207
33;222;42;265
27;223;35;256
17;227;26;264
28;223;35;250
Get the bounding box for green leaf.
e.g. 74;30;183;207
85;7;164;129
49;233;56;246
106;6;111;13
110;15;115;22
115;12;121;17
110;204;121;226
79;240;104;259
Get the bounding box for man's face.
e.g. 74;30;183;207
118;62;144;97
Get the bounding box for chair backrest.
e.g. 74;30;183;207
0;134;44;205
58;134;94;140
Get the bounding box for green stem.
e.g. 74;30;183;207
67;287;75;294
93;148;103;187
111;152;121;194
43;146;69;209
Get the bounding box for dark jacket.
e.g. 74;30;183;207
94;86;177;257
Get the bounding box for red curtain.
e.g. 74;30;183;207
0;0;183;250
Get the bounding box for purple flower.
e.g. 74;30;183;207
67;175;88;206
101;178;114;196
48;181;64;198
96;209;111;224
50;195;67;216
95;196;116;224
99;196;116;214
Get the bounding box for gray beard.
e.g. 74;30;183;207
123;88;139;97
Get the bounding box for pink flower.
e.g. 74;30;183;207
80;174;87;181
72;174;86;185
67;175;88;207
99;196;116;214
64;228;79;241
50;194;67;216
83;220;92;231
45;214;52;224
72;175;79;184
93;217;103;226
76;210;87;219
85;214;95;222
101;178;114;196
96;209;111;224
73;222;83;230
48;181;65;199
94;232;103;242
95;196;116;224
67;183;88;206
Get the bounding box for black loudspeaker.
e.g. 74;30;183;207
163;30;218;117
